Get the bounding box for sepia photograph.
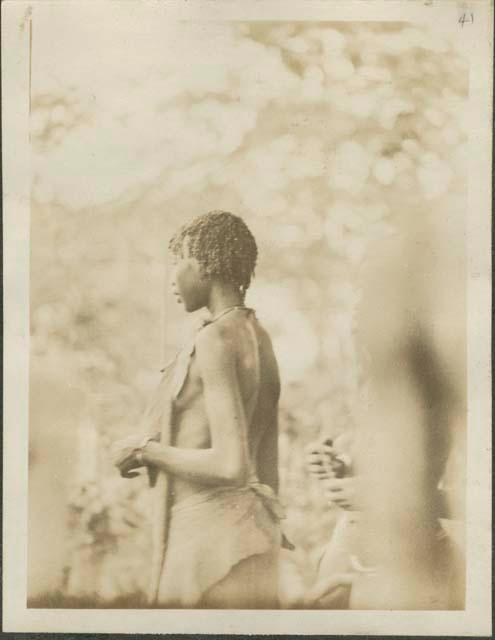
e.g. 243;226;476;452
2;0;492;635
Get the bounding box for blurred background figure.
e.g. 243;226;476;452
349;202;466;610
304;201;466;610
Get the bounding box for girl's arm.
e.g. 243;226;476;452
142;324;250;487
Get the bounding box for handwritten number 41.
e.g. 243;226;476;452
459;12;474;27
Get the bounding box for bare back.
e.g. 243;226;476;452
170;308;280;504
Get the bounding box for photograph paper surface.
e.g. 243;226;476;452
2;0;492;635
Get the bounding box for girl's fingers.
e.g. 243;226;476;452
121;469;140;478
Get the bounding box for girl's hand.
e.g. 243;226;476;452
117;453;142;479
111;435;145;478
111;435;141;465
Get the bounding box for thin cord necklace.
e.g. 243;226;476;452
210;304;249;323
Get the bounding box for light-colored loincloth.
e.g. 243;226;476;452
155;482;282;608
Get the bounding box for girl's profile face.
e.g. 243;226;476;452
170;242;209;313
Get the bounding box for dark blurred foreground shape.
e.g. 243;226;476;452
349;202;466;610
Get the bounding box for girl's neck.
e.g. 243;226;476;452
207;283;244;318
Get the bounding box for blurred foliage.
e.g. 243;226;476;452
29;20;467;606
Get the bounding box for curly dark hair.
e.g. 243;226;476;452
169;210;258;296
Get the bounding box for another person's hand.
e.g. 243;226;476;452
303;572;354;608
305;441;336;479
305;439;347;480
322;476;359;510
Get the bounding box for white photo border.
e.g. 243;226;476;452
2;0;492;635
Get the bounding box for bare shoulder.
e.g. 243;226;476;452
195;321;236;373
